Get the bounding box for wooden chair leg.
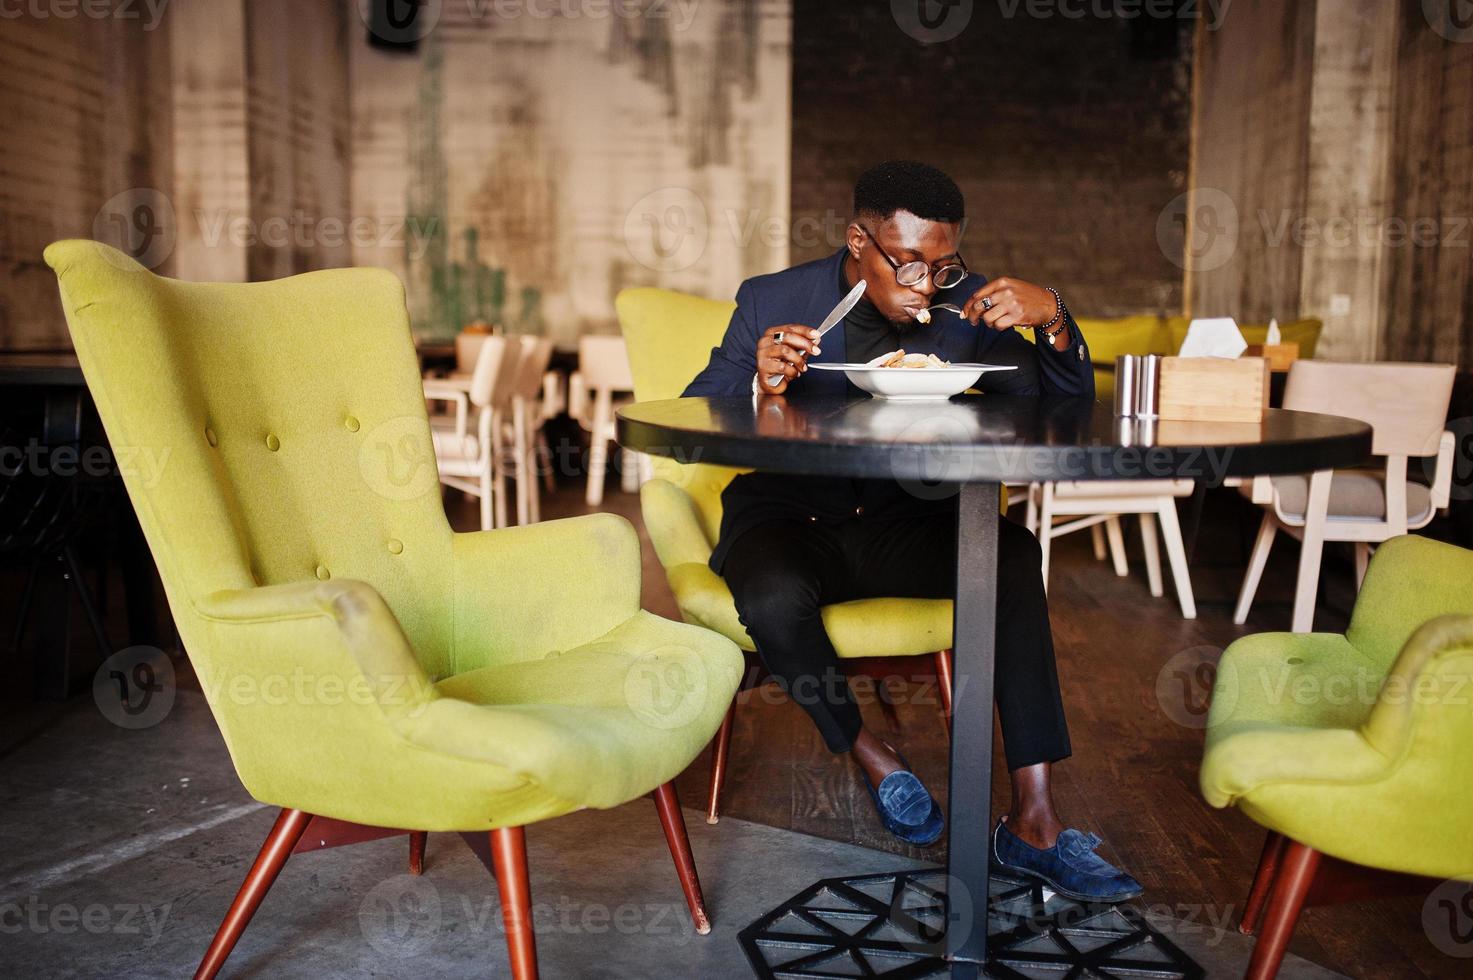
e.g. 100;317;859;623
1353;541;1371;589
490;826;539;980
194;808;312;980
1090;520;1107;561
1239;831;1286;935
1038;483;1055;590
1105;515;1129;577
408;831;427;875
1291;470;1333;634
1234;511;1278;625
707;698;737;824
1157;499;1197;620
654;782;712;935
933;648;954;734
1246;840;1321;980
1139;511;1164;597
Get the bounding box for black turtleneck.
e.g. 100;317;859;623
839;257;908;364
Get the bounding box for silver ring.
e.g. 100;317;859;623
773;331;785;343
981;297;994;312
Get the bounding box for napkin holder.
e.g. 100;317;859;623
1244;342;1300;372
1158;356;1270;423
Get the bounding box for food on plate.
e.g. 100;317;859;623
865;349;952;369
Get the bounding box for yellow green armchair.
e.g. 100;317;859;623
45;241;743;980
1200;534;1473;978
615;287;956;824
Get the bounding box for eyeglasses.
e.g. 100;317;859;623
858;225;968;289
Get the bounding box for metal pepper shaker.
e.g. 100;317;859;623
1135;354;1162;419
1114;355;1140;417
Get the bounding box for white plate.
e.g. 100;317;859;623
808;362;1017;400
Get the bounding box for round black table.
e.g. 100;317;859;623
618;393;1372;979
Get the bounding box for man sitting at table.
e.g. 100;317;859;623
683;160;1140;903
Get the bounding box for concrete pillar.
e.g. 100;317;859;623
170;0;250;283
1187;0;1400;361
1296;0;1399;362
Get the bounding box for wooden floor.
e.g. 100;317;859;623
522;478;1460;980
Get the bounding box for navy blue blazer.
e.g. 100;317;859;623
681;248;1095;572
684;248;1094;399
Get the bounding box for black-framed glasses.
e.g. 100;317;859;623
858;225;967;289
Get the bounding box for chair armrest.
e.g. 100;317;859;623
1199;723;1386;810
1430;429;1456;510
423;380;469;442
195;580;435;717
1201;616;1473;810
640;478;714;569
1361;613;1473;758
190;580;440;809
449;513;642;673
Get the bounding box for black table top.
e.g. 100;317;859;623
617;394;1373;483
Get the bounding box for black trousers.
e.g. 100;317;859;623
722;512;1072;771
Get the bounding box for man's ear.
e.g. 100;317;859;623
845;222;865;260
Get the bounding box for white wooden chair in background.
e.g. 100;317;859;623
505;335;556;525
1029;480;1198;619
424;335;522;530
1234;360;1457;632
569;335;641;506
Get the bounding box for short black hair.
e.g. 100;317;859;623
853;161;965;224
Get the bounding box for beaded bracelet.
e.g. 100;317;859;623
1035;287;1069;340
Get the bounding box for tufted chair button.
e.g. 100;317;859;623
344;416;360;432
205;427;218;447
315;565;330;580
387;539;403;555
266;434;281;452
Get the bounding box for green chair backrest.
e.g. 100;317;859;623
616;287;746;545
1348;535;1473;669
45;240;458;677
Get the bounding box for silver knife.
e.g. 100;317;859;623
765;278;867;387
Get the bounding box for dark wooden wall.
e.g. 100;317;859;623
790;1;1195;318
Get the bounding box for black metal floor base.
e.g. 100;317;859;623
739;867;1205;979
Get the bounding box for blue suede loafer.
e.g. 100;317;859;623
859;756;944;846
991;819;1143;903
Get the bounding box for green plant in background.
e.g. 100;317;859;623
404;38;541;340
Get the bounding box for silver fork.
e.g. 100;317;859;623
927;303;964;316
